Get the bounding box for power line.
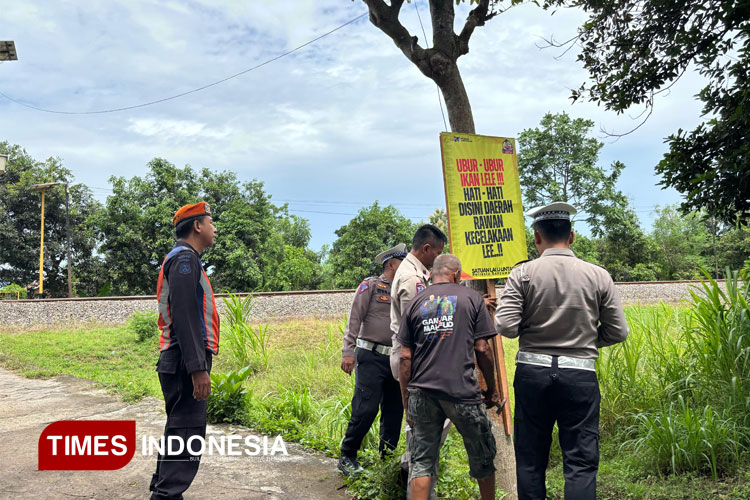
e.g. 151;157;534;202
287;208;425;220
276;198;437;207
413;0;449;132
0;13;367;115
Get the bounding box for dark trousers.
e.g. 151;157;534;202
341;347;404;458
150;349;212;500
513;361;600;500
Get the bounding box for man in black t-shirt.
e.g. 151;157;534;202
397;254;500;500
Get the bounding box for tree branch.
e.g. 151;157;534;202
457;0;497;56
429;0;457;57
363;0;433;77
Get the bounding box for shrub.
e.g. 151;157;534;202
222;293;271;372
0;283;27;300
128;311;159;343
207;367;252;424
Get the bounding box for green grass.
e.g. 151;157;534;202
0;325;163;402
1;290;749;499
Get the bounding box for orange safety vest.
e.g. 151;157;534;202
156;246;220;354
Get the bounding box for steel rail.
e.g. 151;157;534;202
3;279;729;303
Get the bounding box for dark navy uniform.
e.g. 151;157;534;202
340;274;404;459
150;240;220;500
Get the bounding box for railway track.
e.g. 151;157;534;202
4;279;727;304
0;280;729;330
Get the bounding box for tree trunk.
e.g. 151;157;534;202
362;1;517;495
439;61;519;500
435;65;476;134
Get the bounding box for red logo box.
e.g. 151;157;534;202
38;420;136;470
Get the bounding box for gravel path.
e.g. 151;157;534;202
1;282;726;331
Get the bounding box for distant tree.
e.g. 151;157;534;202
96;159;316;294
650;205;711;279
428;208;449;238
570;233;600;266
0;142;104;297
329;202;415;288
518;111;629;236
266;245;322;291
523;224;539;260
542;0;750;223
427;208;452;253
595;203;658;281
716;222;750;272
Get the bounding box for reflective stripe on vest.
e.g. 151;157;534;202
156;246;220;354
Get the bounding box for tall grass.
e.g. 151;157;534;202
605;269;750;478
222;293;272;372
627;396;743;479
684;269;750;420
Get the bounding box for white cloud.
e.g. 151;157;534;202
0;0;707;248
127;118;232;140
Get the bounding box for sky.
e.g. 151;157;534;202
0;0;708;251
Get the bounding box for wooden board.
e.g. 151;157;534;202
486;279;513;435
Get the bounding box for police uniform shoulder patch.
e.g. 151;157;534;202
358;281;370;294
178;261;192;275
416;281;426;293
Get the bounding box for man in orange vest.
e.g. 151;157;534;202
150;201;219;500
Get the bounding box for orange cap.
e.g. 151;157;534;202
173;201;212;227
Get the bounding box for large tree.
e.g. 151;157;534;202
363;0;517;133
542;0;750;223
361;0;520;494
517;111;629;236
0;142;104;297
329;202;415;288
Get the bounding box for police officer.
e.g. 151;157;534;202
390;225;447;378
338;243;408;475
495;202;629;500
150;202;220;500
389;224;447;500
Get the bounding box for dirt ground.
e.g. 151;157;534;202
0;368;351;500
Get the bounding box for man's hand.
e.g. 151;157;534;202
191;370;211;401
483;294;497;309
403;396;413;428
341;356;355;375
482;388;500;409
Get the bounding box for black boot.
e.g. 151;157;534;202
337;455;364;477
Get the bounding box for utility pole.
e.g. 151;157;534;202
65;183;73;297
31;182;67;296
0;41;18;61
0;43;17;176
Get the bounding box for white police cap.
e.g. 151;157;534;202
375;243;408;265
525;202;577;223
